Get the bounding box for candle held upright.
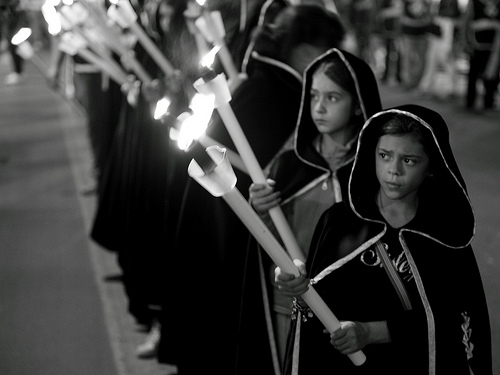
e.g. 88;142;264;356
193;49;306;262
187;146;366;367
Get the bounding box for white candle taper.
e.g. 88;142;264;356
183;3;210;58
194;71;306;263
188;146;366;367
59;33;134;92
168;92;248;175
107;0;176;77
57;5;134;87
77;0;154;84
194;1;238;81
198;134;247;174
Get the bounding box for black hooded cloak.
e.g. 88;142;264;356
284;105;492;375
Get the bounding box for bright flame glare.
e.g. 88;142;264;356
11;28;32;45
177;93;215;150
154;96;172;120
196;0;206;6
200;45;220;68
62;0;73;5
41;3;62;35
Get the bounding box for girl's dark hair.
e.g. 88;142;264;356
316;58;356;98
313;54;362;125
252;4;345;63
375;114;437;161
354;113;439;204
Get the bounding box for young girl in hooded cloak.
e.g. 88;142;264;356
275;105;492;375
246;48;382;372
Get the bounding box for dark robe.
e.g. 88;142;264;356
237;48;382;375
283;105;492;375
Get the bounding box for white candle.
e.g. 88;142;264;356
194;10;238;80
188;147;366;366
119;51;153;84
183;4;210;58
16;41;35;59
59;34;132;89
193;73;306;262
57;9;135;87
77;0;153;84
108;0;176;77
198;134;247;175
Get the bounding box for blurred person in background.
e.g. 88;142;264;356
22;0;50;50
1;0;28;85
399;0;434;89
417;0;462;99
90;0;198;363
247;48;382;373
372;0;403;85
462;0;500;112
160;4;347;375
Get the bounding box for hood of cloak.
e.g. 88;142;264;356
293;48;382;171
348;105;475;248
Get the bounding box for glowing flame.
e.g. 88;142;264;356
41;2;62;35
196;0;206;6
154;96;172;120
177;93;215;150
11;28;32;45
200;45;220;69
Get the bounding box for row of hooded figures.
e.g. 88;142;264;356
35;0;495;374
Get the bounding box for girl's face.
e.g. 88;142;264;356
375;133;430;206
310;71;354;144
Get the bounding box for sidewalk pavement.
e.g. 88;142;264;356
0;48;177;375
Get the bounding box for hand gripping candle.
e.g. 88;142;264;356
188;146;366;367
193;50;306;263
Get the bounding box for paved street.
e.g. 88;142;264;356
0;46;498;374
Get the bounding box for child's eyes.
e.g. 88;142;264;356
309;93;339;102
378;154;417;165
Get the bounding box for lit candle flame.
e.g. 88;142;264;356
41;2;62;35
177;93;215;150
154;96;172;120
11;28;32;45
200;45;220;69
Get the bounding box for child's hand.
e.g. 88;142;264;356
249;179;281;214
142;79;164;103
328;321;369;354
274;259;309;296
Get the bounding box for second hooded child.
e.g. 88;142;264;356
246;48;382;371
